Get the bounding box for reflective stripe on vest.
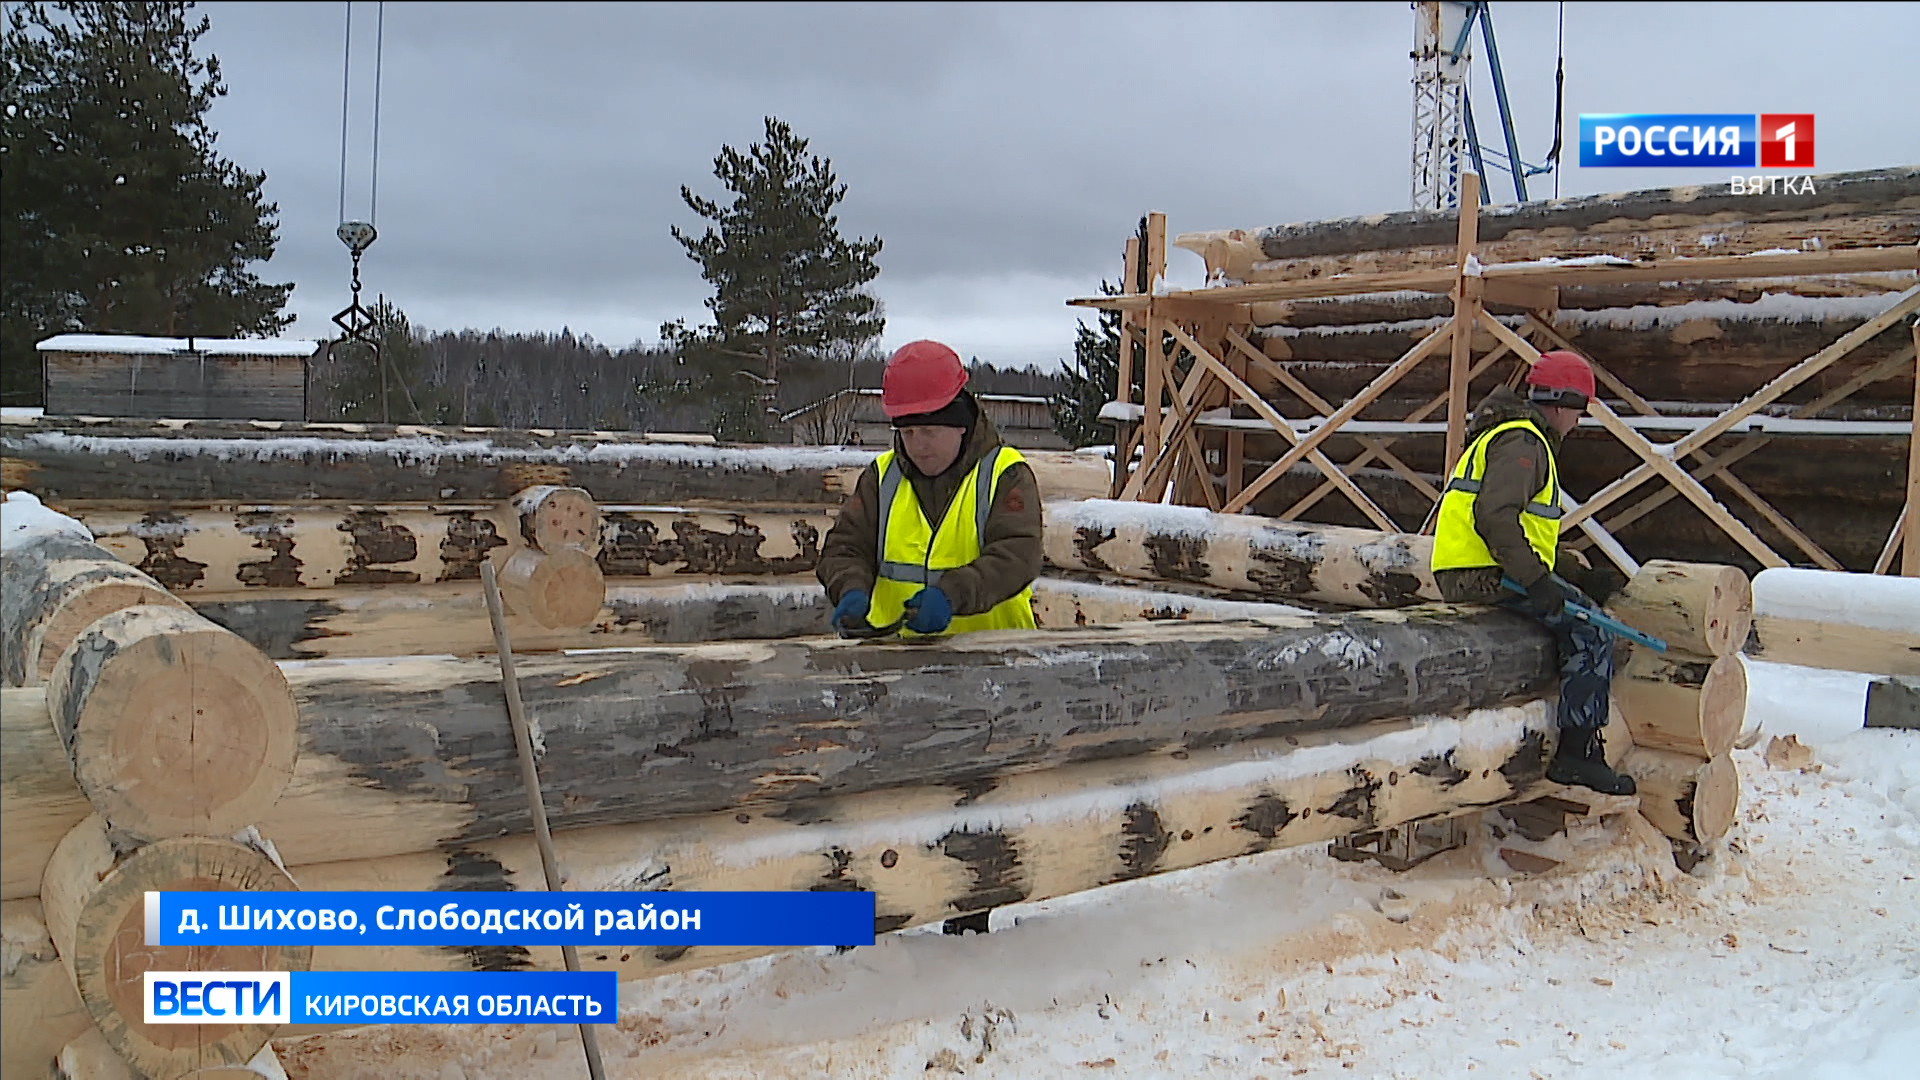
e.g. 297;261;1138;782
1430;418;1562;573
870;446;1038;636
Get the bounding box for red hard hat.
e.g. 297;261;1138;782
881;340;969;419
1527;350;1596;404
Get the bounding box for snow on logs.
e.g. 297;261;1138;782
0;606;1558;882
39;815;309;1078
46;604;300;842
294;700;1567;983
1;532;187;686
1745;567;1920;677
1043;499;1437;608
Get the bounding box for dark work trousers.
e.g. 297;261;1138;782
1501;593;1615;731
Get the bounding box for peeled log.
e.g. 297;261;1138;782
1747;568;1920;676
2;688;90;899
1043;499;1437;608
494;545;606;629
40;816;311;1079
47;605;299;840
1605;560;1753;659
1621;748;1739;845
1;533;187;687
512;484;600;553
295;700;1566;983
0;606;1556;873
1613;644;1746;759
2;898;93;1080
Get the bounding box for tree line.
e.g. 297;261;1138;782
4;2;1112;446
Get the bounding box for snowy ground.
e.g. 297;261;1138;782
279;661;1920;1080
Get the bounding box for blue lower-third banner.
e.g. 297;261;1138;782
144;970;620;1024
150;890;877;948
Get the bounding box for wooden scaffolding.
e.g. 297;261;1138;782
1073;172;1920;577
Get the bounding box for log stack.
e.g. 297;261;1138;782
1;517;310;1079
1604;561;1753;850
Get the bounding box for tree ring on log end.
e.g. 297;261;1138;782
48;606;298;839
42;818;309;1078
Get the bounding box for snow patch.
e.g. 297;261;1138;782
36;333;321;357
1752;567;1920;637
1558;290;1906;331
0;490;93;551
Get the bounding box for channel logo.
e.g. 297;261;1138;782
144;971;290;1024
1579;114;1814;169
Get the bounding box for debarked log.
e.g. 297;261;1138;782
1;532;187;687
0;418;1116;507
1746;567;1920;676
48;605;299;841
1618;748;1739;846
1;898;94;1080
1043;498;1438;608
293;699;1565;983
493;545;605;629
40;816;311;1079
1613;644;1746;759
2;607;1558;876
1605;560;1753;659
182;577;1313;662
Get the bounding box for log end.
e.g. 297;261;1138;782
1698;654;1748;760
499;546;607;629
50;606;299;839
35;580;187;686
1690;753;1740;845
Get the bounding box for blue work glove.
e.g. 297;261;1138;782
831;589;871;631
903;587;952;635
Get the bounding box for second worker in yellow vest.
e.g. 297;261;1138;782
817;340;1042;638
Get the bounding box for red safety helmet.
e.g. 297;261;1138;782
1527;350;1596;408
881;340;969;419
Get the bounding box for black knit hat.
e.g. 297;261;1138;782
890;388;977;430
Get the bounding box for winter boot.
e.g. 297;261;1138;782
1547;727;1636;796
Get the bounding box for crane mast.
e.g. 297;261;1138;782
1410;1;1474;211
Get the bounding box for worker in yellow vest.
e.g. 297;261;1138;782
1431;351;1635;796
817;340;1042;640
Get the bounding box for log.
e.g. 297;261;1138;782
47;605;299;840
1746;567;1920;675
1606;560;1753;659
1620;748;1739;846
0;416;1115;508
1613;645;1746;759
2;898;93;1080
40;816;311;1079
183;577;1314;662
1174;165;1919;282
512;484;600;553
1;607;1557;872
72;502;837;593
493;545;606;629
1043;498;1438;607
294;699;1568;982
2;688;90;900
1;533;187;687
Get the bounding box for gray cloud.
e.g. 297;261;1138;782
199;1;1920;367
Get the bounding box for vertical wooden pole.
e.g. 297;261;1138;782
1113;236;1143;499
1446;173;1483;475
1139;213;1171;490
1906;321;1920;576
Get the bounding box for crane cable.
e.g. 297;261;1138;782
336;1;383;230
1550;1;1565;198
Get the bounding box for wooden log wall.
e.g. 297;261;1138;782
1177;165;1919;283
288;700;1565;983
0;606;1558;891
0;416;1116;507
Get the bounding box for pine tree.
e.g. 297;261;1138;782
1;1;292;406
666;116;883;441
1051;218;1151;448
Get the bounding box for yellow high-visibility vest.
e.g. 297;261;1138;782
1431;418;1563;573
870;446;1037;636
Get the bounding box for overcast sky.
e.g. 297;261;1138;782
197;1;1919;368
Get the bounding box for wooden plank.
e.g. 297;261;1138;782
1477;309;1789;568
1117;236;1141;415
1221;323;1455;514
45;354;307;421
1874;503;1907;575
1447;173;1483;472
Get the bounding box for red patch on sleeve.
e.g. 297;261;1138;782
1516;456;1534;470
1001;489;1026;513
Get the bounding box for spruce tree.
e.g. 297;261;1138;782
666;116;883;441
1051;218;1151;448
1;1;291;406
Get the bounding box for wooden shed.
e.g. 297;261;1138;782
37;334;320;421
